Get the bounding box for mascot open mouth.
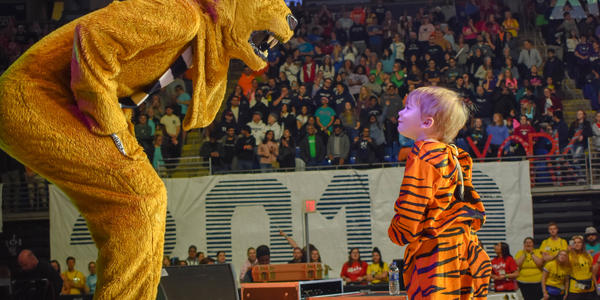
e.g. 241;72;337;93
249;30;284;61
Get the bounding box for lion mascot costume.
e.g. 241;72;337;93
0;0;296;298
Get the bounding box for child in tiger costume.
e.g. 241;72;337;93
388;87;492;299
0;0;295;298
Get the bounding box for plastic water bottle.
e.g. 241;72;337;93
389;262;401;295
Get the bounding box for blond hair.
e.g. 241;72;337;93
407;87;470;143
569;235;590;256
568;236;592;268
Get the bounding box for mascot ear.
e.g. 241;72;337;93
182;11;229;131
196;0;218;23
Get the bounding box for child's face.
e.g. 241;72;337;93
397;98;427;141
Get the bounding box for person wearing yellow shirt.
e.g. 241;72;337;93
542;222;569;263
62;256;86;295
516;237;544;300
542;250;570;300
502;11;519;38
365;247;389;284
566;236;596;299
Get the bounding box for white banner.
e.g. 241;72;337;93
50;161;532;279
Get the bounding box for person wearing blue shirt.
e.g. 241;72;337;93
268;47;282;64
86;261;97;295
381;48;395;74
486;113;510;156
175;85;191;116
307;27;323;44
315;97;336;134
297;36;315;55
584;227;599;257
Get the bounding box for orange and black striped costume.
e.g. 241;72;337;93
388;141;491;299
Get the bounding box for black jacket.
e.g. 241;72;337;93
299;134;326;163
568;120;593;148
543;57;565;83
236;135;256;161
353;137;377;164
215;119;238;139
278;143;296;168
220;136;237;164
13;260;63;299
200;141;224;167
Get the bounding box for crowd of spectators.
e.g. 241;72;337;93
0;19;59;72
22;223;597;297
145;233;394;286
3;1;600;175
490;223;600;300
123;0;600;173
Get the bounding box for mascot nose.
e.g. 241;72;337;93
287;14;298;31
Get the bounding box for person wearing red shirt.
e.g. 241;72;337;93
340;247;368;284
515;116;536;140
492;242;520;292
350;6;365;25
476;14;501;37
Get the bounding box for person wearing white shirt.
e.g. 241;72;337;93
518;40;542;69
280;56;300;84
247;112;266;146
336;12;354;34
264;113;282;141
342;42;358;63
418;17;435;42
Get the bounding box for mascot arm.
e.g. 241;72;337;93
70;23;126;136
70;0;199;136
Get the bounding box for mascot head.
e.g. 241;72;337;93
200;0;297;71
184;0;296;130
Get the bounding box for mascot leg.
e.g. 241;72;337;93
0;80;166;299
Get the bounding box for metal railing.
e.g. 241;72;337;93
1;176;49;215
157;146;598;187
157;157;212;178
3;140;600;215
156;156;408;177
155;139;600;194
588;139;600;187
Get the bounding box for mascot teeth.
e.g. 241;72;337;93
249;30;282;61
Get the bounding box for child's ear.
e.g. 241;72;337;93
421;117;435;129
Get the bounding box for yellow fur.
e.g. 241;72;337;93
0;0;293;298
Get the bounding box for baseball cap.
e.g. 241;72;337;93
585;226;598;235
